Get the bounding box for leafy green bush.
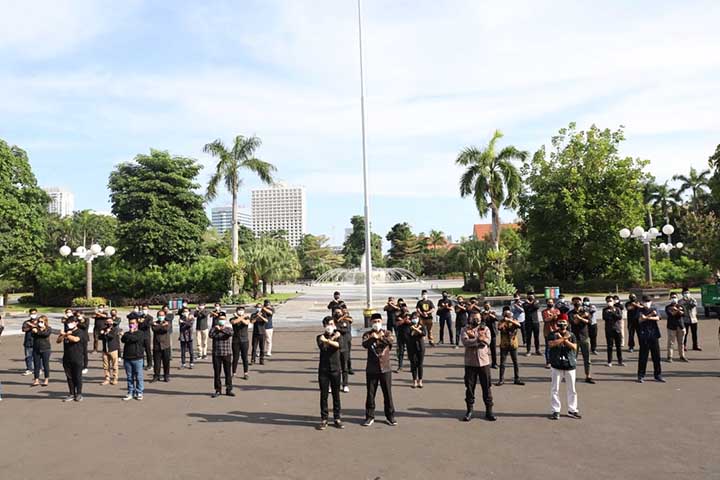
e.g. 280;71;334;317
483;277;517;296
220;292;253;306
71;297;108;308
17;295;37;304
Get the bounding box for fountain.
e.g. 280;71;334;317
314;253;420;284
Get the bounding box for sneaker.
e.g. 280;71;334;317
490;365;498;369
462;410;473;422
637;377;644;383
101;380;110;386
342;386;349;393
22;370;32;376
348;369;355;375
386;418;398;426
62;395;75;402
31;379;40;387
266;353;272;357
82;369;88;375
334;419;345;429
318;420;328;431
585;378;596;384
74;395;83;402
136;394;143;401
226;391;236;397
485;413;497;421
243;373;249;380
411;382;417;389
628;348;634;353
544;364;551;369
495;380;504;387
418;381;423;388
513;379;525;386
591;351;598;356
535;351;542;356
189;363;194;369
525;352;532;357
680;357;690;363
453;345;459;350
181;364;186;369
692;347;702;351
654;376;667;383
667;358;673;363
607;363;612;367
618;362;626;367
361;418;374;427
567;411;582;419
122;394;133;401
549;412;560;420
211;391;221;398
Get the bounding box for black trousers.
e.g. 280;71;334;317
63;359;83;396
365;371;395;420
525;322;540;353
683;323;699;349
33;349;51;379
439;316;454;344
455;322;466;346
339;350;350;386
319;371;342;420
346;336;353;372
251;333;265;361
638;337;662;379
488;327;498;367
498;348;519;381
464;365;493;409
143;333;153;368
386;321;395;334
408;345;424;381
82;340;89;369
213;354;233;392
589;324;599;353
153;348;171;379
396;335;407;369
627;321;639;350
606;330;623;364
232;340;249;374
180;341;194;365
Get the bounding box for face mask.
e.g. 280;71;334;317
670;298;677;304
325;326;335;335
129;324;138;331
643;302;652;308
65;312;72;318
583;301;590;306
142;310;148;315
218;320;226;327
183;303;188;308
215;307;220;311
682;293;689;298
334;296;340;300
67;323;77;330
134;307;139;312
372;323;382;332
199;305;205;310
421;295;427;300
411;318;419;325
442;294;448;299
99;308;105;313
333;312;341;319
38;321;45;328
158;317;165;322
606;302;613;307
30;314;38;319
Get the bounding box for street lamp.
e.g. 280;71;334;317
60;242;115;299
619;223;682;284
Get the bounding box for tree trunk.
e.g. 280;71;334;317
262;277;268;296
271;281;275;294
231;189;239;295
491;203;500;251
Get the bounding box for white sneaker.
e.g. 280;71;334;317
122;394;133;401
136;394;143;401
342;386;349;393
607;363;612;367
82;369;88;375
266;353;272;357
22;370;32;376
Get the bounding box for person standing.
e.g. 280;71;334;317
637;296;665;383
30;315;52;387
460;312;496;422
230;306;250;379
195;302;210;359
522;294;541;356
625;294;642;353
548;317;581;420
251;304;267;365
361;314;396;427
178;307;195;369
542;300;560;369
569;298;595;384
583;297;599;355
454;296;468;349
613;295;626;347
416;290;436;347
437;291;454;345
73;310;90;375
394;300;410;372
602;296;624;367
384;297;400;335
209;317;235;397
262;300;275;357
511;294;526;346
496;311;524;386
121;319;145;401
150;312;171;382
56;319;86;402
21;309;38;376
92;305;109;354
327;291;346;312
317;316;344;430
137;306;153;370
98;317;120;386
334;308;352;392
680;289;700;351
209;303;226;328
480;302;498;369
665;293;688;362
407;313;427;388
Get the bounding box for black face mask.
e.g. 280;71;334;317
333;312;341;320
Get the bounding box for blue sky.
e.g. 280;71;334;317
1;0;719;247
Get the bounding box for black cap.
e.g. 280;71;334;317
370;313;382;321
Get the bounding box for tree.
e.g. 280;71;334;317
426;229;447;255
44;210;118;258
385;222;420;265
457;130;527;250
648;180;681;223
0;140;49;293
108;149;208;267
341;215;383;268
204;135;276;294
708;144;720;214
242;236;300;297
296;234;343;279
519;123;648;283
676;211;720;271
672;167;711;210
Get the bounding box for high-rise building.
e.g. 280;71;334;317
43;187;74;217
211;205;252;234
251;183;306;247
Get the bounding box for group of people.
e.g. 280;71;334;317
15;300;276;402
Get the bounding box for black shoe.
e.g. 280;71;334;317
163;377;169;383
654;376;666;383
514;379;525;386
585;378;596;384
211;391;221;398
462;410;473;422
637;377;644;383
549;412;560;420
495;380;504;387
568;410;582;419
334;419;344;429
361;418;374;427
491;365;498;369
348;369;355;375
386;418;398;426
226;390;236;397
485;413;497;421
318;420;328;431
259;359;265;365
628;348;634;353
149;376;159;383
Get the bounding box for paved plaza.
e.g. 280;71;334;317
1;284;719;479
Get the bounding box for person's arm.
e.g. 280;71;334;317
564;334;577;351
509;318;521;328
361;331;375;349
461;328;478;347
327;333;341;349
548;334;564;348
64;332;81;343
36;327;52;338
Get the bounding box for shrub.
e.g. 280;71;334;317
220;292;253;306
71;297;108;308
17;295;37;304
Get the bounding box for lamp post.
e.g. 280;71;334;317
619;223;682;284
60;243;115;299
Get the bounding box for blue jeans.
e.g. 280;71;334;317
24;347;34;371
124;358;144;396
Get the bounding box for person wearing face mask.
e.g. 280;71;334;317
250;304;267;366
99;317;120;386
637;296;664;383
108;309;123;357
407;312;427;388
361;314;396;427
67;310;90;376
437;291;454;346
522;294;541;356
383;297;400;335
327;291;346;312
602;295;624;367
151;312;172;383
547;318;580;420
341;306;356;375
21;309;39;376
333;308;352;391
454;296;468;348
394;299;410;372
481;302;499;369
209;303;226;328
496;310;524;387
612;295;626;348
582;297;599;355
195;303;210;359
461;311;496;422
416;290;436;347
56;319;85;402
568;298;595;384
137;306;153;370
665;293;688;363
317;316;344;430
179;308;195;369
262;300;275;357
30;315;52;387
510;294;526;347
161;305;175;351
555;294;570;314
625;293;642;353
230;307;250;379
542;300;561;368
121;319;145;401
679;289;700;351
209;315;235;397
92;304;110;354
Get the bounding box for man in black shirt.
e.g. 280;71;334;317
98;317;120;385
569;298;595;384
361;314;396;427
195;303;210;359
21;309;38;376
57;319;86;402
637;296;664;383
137;306;153;370
317;316;344;430
522;294;541;356
327;291;346;312
437;291;454;345
625;294;641;353
230;306;250;379
416;290;436;347
383;297;400;334
92;304;109;353
454;296;468;348
151;312;171;382
602;295;624;367
394;299;410;372
251;304;267;365
334;308;352;391
665;293;688;362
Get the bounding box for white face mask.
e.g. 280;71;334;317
372;323;382;332
38;321;45;327
643;302;652;308
421;295;428;300
30;314;38;319
67;323;77;330
325;325;335;334
411;318;419;325
607;302;613;307
142;310;148;315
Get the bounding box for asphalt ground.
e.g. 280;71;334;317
1;320;719;480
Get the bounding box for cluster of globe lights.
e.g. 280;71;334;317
59;243;116;260
619;224;683;253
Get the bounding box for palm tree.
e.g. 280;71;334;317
427;229;446;255
457;130;527;250
648;180;681;224
205;135;276;294
672;167;711;210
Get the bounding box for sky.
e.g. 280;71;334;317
1;0;719;247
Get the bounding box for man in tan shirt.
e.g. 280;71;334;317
460;311;496;422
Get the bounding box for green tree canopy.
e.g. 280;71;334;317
44;210;118;258
342;215;383;268
385;222;421;265
108;149;208;267
296;234;343;279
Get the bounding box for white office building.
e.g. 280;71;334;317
211;205;252;234
251;183;306;247
43;187;74;217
